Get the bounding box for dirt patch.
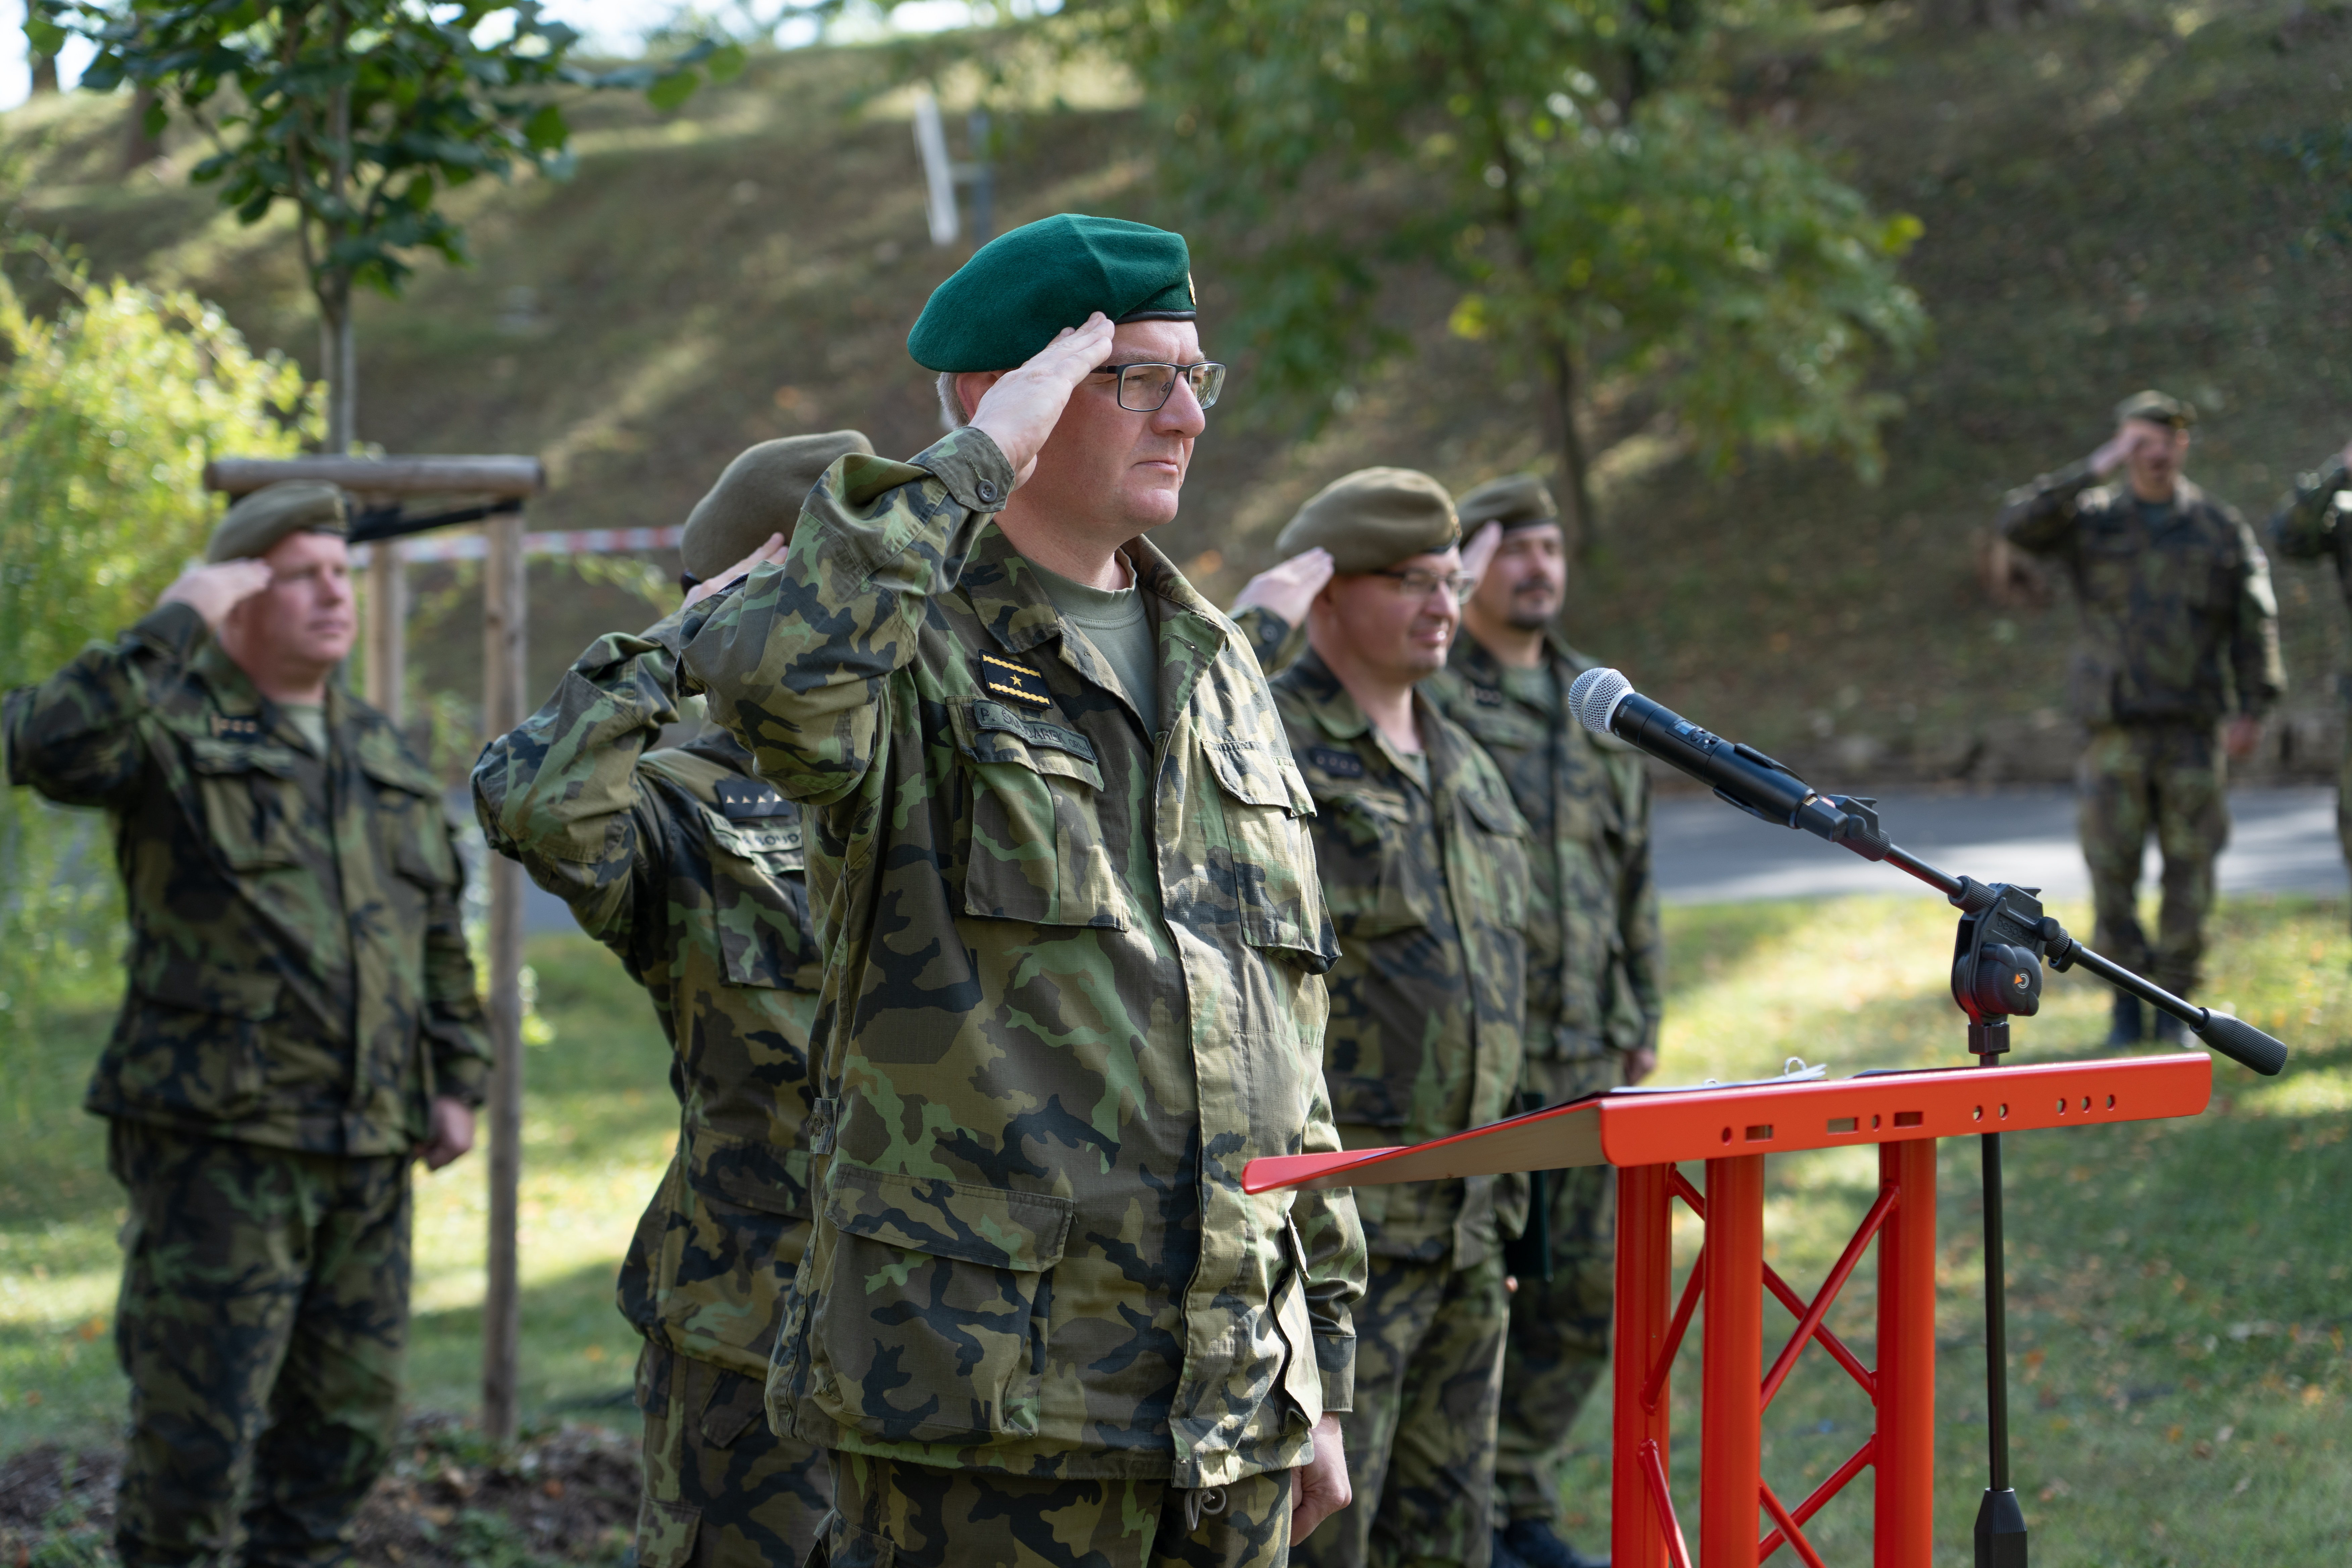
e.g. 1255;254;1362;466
0;1418;639;1568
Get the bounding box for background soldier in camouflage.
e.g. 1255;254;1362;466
3;483;489;1568
2269;435;2352;927
1427;475;1659;1568
473;433;871;1568
1999;391;2284;1042
1266;470;1531;1568
668;214;1366;1568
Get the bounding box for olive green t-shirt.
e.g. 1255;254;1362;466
282;702;330;756
1032;554;1160;740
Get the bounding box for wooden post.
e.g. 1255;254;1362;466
362;532;406;725
481;507;528;1442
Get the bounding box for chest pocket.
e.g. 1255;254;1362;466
355;745;460;896
951;698;1127;931
1454;703;1546;759
702;807;818;990
1461;788;1532;932
1315;787;1425;940
1202;738;1333;969
187;734;307;873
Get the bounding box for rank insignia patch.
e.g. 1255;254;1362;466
713;777;792;819
1307;745;1366;779
977;651;1054;711
1470;685;1504;707
210;714;263;738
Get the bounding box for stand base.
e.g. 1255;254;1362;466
1974;1488;2028;1567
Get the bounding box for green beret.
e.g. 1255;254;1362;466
1456;474;1559;534
204;481;346;563
2114;389;2196;429
1275;468;1461;576
908;213;1197;373
681;430;875;582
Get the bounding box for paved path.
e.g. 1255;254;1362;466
1654;786;2344;906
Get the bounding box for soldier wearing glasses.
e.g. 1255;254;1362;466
1268;470;1532;1568
669;214;1366;1568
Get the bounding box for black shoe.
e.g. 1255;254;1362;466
1501;1518;1609;1568
2105;991;2145;1047
1490;1527;1530;1568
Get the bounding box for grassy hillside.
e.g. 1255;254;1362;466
3;0;2350;788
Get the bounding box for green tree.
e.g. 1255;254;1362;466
1066;0;1926;548
31;1;744;450
0;250;322;1108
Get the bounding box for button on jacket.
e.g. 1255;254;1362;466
4;602;488;1151
1424;635;1661;1063
1999;463;2285;726
1272;649;1531;1267
674;427;1366;1487
473;624;821;1380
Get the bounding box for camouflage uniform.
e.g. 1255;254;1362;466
669;429;1368;1561
3;601;489;1568
472;623;828;1568
2269;460;2352;908
1423;634;1660;1538
1271;650;1529;1568
1999;464;2285;997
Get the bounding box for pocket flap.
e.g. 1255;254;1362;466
951;700;1105;790
1463;790;1524;837
1203;739;1314;816
353;727;440;797
702;806;807;869
689;1128;813;1219
133;956;283;1020
187;735;300;778
823;1166;1072;1272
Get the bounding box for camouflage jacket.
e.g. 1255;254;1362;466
2270;458;2352;635
671;427;1366;1487
1272;649;1531;1268
472;622;821;1382
1425;634;1663;1063
3;603;489;1154
1998;463;2284;725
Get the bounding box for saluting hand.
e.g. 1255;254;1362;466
970;312;1118;491
2090;422;2158;479
1459;521;1504;588
158;559;273;631
1229;547;1334;627
685;532;788;608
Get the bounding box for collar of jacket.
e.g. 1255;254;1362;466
188;632;354;753
1447;625;1597;688
1287;645;1463;779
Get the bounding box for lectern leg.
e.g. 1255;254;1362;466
1613;1162;1676;1568
1701;1155;1765;1568
1874;1139;1938;1566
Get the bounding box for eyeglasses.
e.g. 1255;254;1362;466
1094;361;1228;412
1373;568;1475;600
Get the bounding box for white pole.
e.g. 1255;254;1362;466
913;90;959;248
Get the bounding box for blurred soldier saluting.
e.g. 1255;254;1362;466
1999;391;2284;1044
1266;471;1531;1568
1425;475;1659;1568
3;483;489;1568
2268;435;2352;926
668;214;1367;1568
473;433;870;1568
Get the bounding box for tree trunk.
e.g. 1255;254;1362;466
124;87;165;172
26;1;56;92
1545;334;1596;558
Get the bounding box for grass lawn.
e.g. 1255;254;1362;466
3;891;2347;1564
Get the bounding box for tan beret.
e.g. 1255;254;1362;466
1456;474;1559;534
1274;467;1460;576
681;431;875;582
204;481;346;563
2114;389;2195;429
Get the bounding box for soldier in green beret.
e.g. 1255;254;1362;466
669;213;1367;1568
2269;434;2352;929
1422;475;1659;1568
475;432;869;1568
2000;391;2284;1043
1263;469;1532;1568
4;481;490;1568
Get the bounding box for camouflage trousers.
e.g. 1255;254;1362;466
1294;1254;1508;1568
2078;722;2230;997
107;1119;411;1568
810;1450;1292;1567
634;1339;830;1568
1493;1055;1622;1529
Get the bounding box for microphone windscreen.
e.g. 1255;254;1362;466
1567;667;1631;736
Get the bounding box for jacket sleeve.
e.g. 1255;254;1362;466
1293;1062;1366;1414
2269;460;2348;561
2228;518;2287;719
1228;604;1306;676
1996;458;2099;555
1610;761;1665;1056
424;826;494;1108
675;430;1014;803
3;601;207;809
470;619;683;964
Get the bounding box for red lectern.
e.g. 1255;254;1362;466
1242;1052;2212;1568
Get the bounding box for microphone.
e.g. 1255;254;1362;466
1566;667;1890;860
